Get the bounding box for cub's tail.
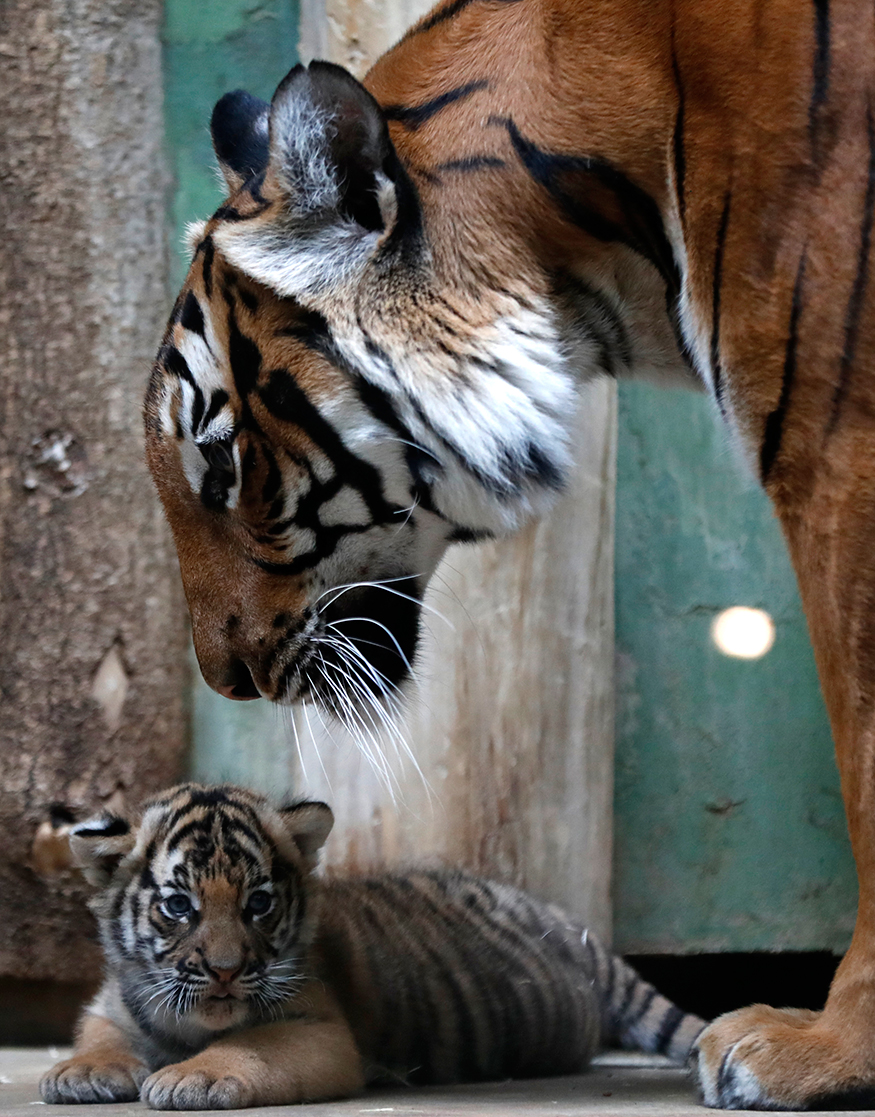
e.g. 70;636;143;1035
585;931;707;1064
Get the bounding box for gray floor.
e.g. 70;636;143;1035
2;1048;868;1116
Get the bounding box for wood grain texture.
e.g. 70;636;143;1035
0;0;188;980
294;2;617;942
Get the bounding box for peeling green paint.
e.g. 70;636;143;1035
614;383;857;954
163;0;299;288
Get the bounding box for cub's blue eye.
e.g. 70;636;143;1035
246;890;272;916
164;893;192;918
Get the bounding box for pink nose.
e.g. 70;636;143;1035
215;683;260;701
211;965;243;984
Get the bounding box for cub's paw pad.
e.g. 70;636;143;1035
142;1066;252;1110
690;1005;875;1110
40;1058;146;1103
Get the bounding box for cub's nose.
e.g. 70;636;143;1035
209;963;244;985
215;661;261;701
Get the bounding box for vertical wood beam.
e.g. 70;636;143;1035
297;0;617;940
0;0;187;980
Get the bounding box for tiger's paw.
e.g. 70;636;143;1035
692;1004;875;1110
141;1060;254;1110
40;1055;147;1104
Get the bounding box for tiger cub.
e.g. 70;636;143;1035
41;783;704;1109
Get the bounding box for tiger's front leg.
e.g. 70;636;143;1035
693;421;875;1108
40;1012;148;1103
141;990;364;1110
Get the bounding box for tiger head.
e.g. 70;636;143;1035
71;784;332;1045
144;62;582;709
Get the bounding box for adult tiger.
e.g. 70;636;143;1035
145;0;875;1108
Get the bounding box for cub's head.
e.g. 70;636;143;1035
71;784;333;1042
145;61;576;709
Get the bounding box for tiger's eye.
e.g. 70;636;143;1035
164;893;192;918
201;440;235;478
246;890;272;916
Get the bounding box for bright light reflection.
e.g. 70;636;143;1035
711;607;775;659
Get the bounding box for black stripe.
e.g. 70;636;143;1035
189;384;206;438
760;252;806;481
257;368;393;521
671;38;686;223
623;983;657;1031
384;81;489;131
160;344;196;388
164;817;212;854
614;966;639;1026
198;389;230;437
180;290;206;338
552;271;632;375
261;445;283;505
495;116;679;293
654;1003;685;1055
810;0;830;152
200;237;214;301
434;155;507;173
227;307;262;399
828;103;875;435
710;191;732;416
386;877;484;1082
357;882;443;1082
407;0;521;36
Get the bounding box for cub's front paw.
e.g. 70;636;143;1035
692;1005;875;1110
141;1062;254;1110
40;1056;147;1104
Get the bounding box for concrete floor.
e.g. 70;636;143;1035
3;1048;868;1116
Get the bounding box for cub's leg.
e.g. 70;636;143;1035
140;988;364;1110
40;1012;147;1103
694;420;875;1108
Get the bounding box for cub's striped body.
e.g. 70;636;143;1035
41;784;703;1109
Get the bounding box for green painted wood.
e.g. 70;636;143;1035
613;383;857;954
164;0;300;288
164;0;300;789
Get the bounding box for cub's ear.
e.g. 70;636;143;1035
277;800;334;869
69;813;136;887
211;89;271;194
213;61;418;302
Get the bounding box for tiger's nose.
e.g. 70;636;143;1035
215;661;261;701
205;960;244;985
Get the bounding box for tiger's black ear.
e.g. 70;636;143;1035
211;90;271;194
269;62;391;232
278;800;334;869
213;61;419;303
69;812;136;887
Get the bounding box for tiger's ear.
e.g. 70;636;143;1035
277;800;334;869
211;89;271;194
213;62;418;302
69;813;136;887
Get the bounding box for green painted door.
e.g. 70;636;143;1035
613;383;857;954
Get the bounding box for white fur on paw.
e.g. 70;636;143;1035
692;1035;775;1111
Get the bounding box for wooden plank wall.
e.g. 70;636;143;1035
296;0;618;939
